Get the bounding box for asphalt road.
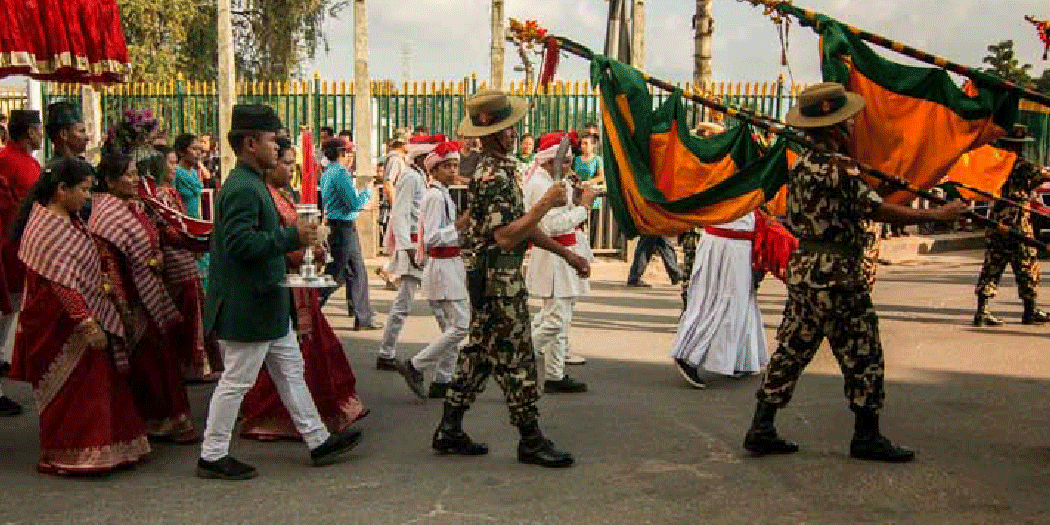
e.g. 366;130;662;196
0;251;1048;524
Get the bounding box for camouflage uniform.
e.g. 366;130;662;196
862;222;882;290
446;152;540;426
678;228;703;304
975;159;1042;301
758;151;887;413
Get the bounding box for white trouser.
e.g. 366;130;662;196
200;322;329;461
0;293;22;362
413;299;470;383
378;275;447;358
531;297;576;381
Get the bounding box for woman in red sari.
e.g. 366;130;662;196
90;153;197;443
9;157;150;474
240;137;368;440
152;144;222;381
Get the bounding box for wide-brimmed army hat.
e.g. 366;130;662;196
457;89;528;137
785;82;866;128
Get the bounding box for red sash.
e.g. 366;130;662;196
428;247;462;258
552;233;577;246
704;227;755;241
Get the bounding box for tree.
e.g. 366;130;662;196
1035;69;1050;95
981;40;1033;88
119;0;346;82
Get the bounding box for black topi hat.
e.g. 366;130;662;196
231;104;282;132
45;101;82;127
9;109;40;128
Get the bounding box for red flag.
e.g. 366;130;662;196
301;129;317;205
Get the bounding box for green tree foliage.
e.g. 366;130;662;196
982;40;1033;88
119;0;346;82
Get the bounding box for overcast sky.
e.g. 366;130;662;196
305;0;1049;86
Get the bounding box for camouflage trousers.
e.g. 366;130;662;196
758;285;886;412
975;237;1040;301
446;293;540;426
679;229;702;305
862;222;882;290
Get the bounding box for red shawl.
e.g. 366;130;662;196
18;203;123;336
88;193;181;330
157;186;202;284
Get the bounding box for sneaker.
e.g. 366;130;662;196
564;354;586;365
543;375;588;394
396;359;427;399
196;456;258;480
0;396;22;417
674;359;706;389
310;428;364;467
375;356;398;371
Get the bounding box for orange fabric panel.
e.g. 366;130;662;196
847;64;1006;205
602;103;764;236
649;119;739;201
764;186;789;216
942;145;1017;201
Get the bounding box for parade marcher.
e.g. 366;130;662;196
524;131;598;394
376;134;449;371
677;122;726;311
319;137;381;330
0;110;43;410
626;235;681;287
198;105;362;480
973;124;1050;326
44;101;89;161
9;158;150;474
151;145;223;381
395;141;471;400
240;137;368;440
743;83;966;462
671;211;768;389
91;153;198;444
432;90;591;468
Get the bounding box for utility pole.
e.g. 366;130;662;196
353;0;378;257
490;0;505;89
217;0;236;180
693;0;713;87
631;0;646;69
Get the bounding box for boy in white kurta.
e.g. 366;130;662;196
523;132;598;394
377;135;448;370
395;141;471;399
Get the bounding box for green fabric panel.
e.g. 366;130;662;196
805;12;1018;128
589;55;789;234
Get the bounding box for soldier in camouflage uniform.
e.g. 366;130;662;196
743;83;964;463
432;90;591;468
678;228;702;308
862;222;882;290
973;124;1050;326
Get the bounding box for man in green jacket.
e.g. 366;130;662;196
197;104;362;481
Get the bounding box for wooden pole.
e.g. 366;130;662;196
490;0;505;89
217;0;236;180
630;0;646;69
353;0;378;257
693;0;713;87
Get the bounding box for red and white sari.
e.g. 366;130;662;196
10;203;150;474
89;192;195;442
239;185;368;440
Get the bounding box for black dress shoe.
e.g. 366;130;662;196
196;456;258;480
0;360;10;376
354;321;384;331
543;375;588;394
396;359;427;399
375;357;399;371
428;382;449;399
310;428;364;466
0;396;22;417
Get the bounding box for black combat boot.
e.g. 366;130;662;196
431;404;488;456
743;401;799;456
517;420;574;468
1021;299;1050;325
849;408;914;463
973;295;1003;327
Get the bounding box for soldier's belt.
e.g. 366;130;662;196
798;239;863;257
487;253;525;270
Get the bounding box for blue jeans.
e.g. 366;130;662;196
320;219;374;325
628;235;680;284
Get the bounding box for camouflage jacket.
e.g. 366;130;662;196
784;150;883;288
989;158;1042;238
464;151;528;297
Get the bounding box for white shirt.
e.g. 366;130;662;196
523;166;591;298
386;164;427;277
420;180;467;301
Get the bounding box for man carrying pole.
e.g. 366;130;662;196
743;83;966;463
973;124;1050;327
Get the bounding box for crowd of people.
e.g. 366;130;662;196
0;80;1044;479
